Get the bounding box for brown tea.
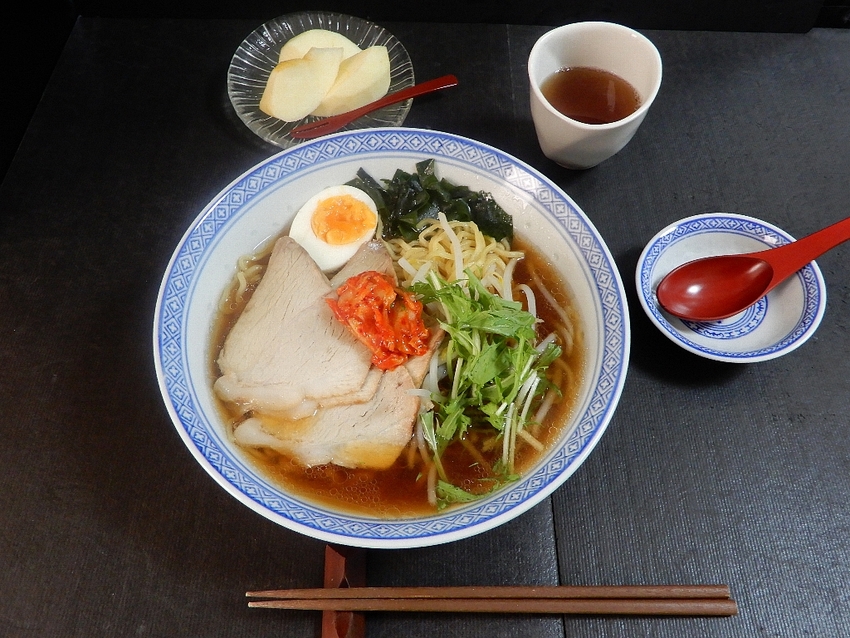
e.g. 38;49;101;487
541;66;641;125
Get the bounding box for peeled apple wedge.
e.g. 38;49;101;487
259;47;343;122
310;46;391;117
279;29;361;62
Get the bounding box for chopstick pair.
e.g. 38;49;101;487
246;584;738;616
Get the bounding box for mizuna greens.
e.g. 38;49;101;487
411;270;562;509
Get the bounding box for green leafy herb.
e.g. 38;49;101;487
347;158;513;243
411;270;561;497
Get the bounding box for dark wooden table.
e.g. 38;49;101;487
1;17;849;637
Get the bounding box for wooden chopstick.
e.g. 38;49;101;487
246;585;737;616
248;597;736;615
247;584;730;600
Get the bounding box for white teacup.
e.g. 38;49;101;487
528;22;662;169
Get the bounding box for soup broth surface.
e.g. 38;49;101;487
210;235;584;517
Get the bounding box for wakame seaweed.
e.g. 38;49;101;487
346;159;513;243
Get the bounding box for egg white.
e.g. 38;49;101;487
288;184;379;272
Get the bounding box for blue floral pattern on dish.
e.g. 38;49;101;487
681;297;768;339
637;213;825;362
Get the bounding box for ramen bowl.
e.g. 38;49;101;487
153;128;630;548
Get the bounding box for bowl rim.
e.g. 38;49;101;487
152;127;631;548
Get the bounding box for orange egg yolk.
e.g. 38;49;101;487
310;195;377;245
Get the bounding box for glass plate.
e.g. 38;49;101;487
227;11;415;148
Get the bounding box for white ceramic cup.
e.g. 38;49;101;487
528;22;662;169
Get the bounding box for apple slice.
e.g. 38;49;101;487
279;29;361;62
310;46;391;117
259;47;343;122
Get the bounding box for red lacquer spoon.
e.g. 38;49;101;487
656;215;850;321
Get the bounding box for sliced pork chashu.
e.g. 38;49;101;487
404;326;445;387
233;325;444;469
328;239;396;288
215;236;373;412
233;365;420;469
219;236;439;470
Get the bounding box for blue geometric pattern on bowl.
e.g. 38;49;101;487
154;128;629;547
638;214;823;361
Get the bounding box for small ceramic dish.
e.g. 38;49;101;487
636;212;826;363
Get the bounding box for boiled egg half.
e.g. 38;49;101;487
288;184;379;272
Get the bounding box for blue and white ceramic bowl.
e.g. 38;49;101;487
153;128;630;548
636;212;826;363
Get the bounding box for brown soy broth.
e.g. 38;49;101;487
248;447;431;517
509;239;585;466
541;66;640;125
254;427;506;517
211;238;584;518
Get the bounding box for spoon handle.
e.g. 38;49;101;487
756;215;850;289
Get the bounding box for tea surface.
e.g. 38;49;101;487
541;66;640;125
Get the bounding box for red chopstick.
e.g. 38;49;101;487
290;74;459;139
